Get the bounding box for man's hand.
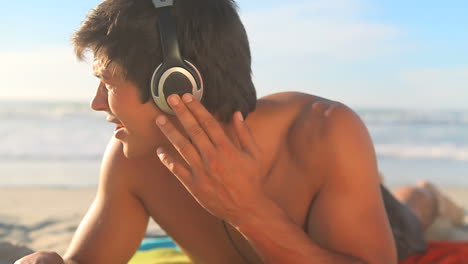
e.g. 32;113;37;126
155;93;273;226
15;251;65;264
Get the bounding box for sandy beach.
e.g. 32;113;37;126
0;188;96;256
0;187;166;262
0;186;467;261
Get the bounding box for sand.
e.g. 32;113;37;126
0;186;467;261
0;187;164;262
0;188;96;256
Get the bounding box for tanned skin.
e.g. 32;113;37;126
16;63;397;264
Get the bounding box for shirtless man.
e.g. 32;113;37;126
16;0;398;263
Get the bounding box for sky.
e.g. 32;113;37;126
0;0;467;109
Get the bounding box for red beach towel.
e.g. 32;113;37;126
399;241;468;264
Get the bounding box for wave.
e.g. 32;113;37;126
0;144;107;161
0;101;100;119
2;102;468;163
2;102;468;125
3;144;468;163
357;109;468;126
376;143;468;162
0;154;103;161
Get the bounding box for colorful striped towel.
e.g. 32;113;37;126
129;237;190;264
131;238;468;264
399;241;468;264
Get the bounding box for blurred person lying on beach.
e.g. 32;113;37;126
15;0;465;263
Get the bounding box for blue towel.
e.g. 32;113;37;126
130;237;189;264
139;237;180;251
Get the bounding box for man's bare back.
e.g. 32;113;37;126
52;92;395;263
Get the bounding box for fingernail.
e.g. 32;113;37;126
182;94;193;103
237;112;244;122
157;148;164;156
168;95;180;106
156;116;167;126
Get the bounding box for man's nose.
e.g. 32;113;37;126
90;83;109;111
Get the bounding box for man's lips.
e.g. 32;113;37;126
106;117;124;130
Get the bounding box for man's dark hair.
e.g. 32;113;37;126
72;0;256;123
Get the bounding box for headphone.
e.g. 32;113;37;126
151;0;204;115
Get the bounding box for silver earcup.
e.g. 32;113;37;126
151;60;204;115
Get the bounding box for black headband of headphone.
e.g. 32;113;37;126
153;0;183;66
150;0;204;115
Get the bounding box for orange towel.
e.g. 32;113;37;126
399;241;468;264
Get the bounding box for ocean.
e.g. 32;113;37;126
1;101;467;187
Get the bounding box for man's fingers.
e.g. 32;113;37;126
181;94;232;149
157;147;193;184
233;111;259;156
167;94;216;157
156;115;203;168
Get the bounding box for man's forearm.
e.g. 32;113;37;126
233;201;365;264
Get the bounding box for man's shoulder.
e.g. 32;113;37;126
274;92;365;169
259;91;348;123
99;137;168;193
256;91;358;145
101;137;160;173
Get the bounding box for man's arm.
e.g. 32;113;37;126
61;137;150;263
16;138;150;264
233;105;397;264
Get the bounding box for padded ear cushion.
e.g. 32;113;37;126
151;60;204;115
